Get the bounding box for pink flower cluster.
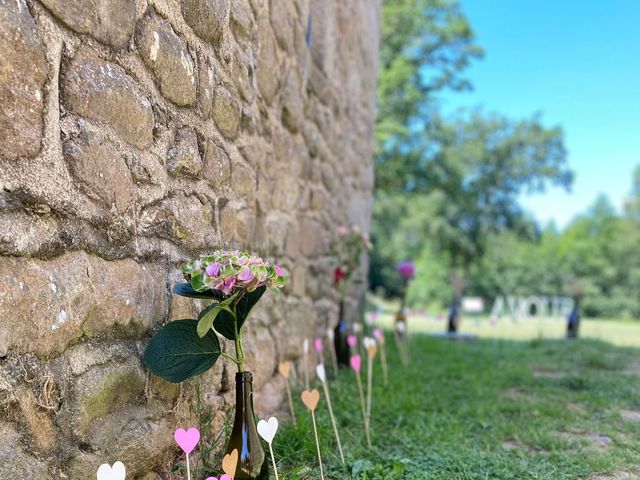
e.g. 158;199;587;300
396;261;416;279
183;250;285;296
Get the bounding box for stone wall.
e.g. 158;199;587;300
0;0;380;477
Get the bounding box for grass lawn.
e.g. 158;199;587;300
276;333;640;479
371;314;640;348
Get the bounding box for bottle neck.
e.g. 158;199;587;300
235;372;255;419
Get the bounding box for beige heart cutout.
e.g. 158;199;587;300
367;345;378;359
301;389;320;411
222;448;238;476
278;361;290;378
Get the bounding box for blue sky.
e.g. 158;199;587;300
441;0;640;228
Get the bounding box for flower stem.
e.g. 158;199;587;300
232;291;245;372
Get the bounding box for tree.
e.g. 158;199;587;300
418;112;572;274
376;0;483;158
372;0;482;298
624;165;640;222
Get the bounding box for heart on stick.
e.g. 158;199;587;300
373;328;385;344
326;328;334;340
303;338;309;354
206;476;232;480
278;361;290;378
353;322;363;333
222;449;238;476
347;335;357;348
362;336;376;349
314;338;323;353
301;389;320;411
316;363;326;382
350;354;361;373
257;416;279;444
367;345;378;359
96;461;126;480
174;427;200;454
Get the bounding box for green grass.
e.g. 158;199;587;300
373;312;640;348
275;334;640;479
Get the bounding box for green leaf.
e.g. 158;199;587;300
214;286;266;340
142;319;221;383
197;302;235;338
173;283;224;300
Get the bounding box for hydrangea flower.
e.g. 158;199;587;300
396;261;416;279
183;249;286;296
330;224;373;293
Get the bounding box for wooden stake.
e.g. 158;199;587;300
303;339;309;389
366;354;373;423
302;390;323;479
355;370;371;447
279;362;296;425
327;329;339;376
285;378;296;425
310;409;325;480
380;342;389;386
317;364;344;464
268;443;279;480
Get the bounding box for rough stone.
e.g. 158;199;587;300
0;0;380;475
66;357;146;436
181;0;227;46
0;422;49;478
231;47;255;102
40;0;136;49
291;263;306;296
255;17;280;104
197;52;216;118
167;127;202;177
141;194;216;250
230;0;256;45
269;0;295;52
137;12;197;106
0;0;47;160
202;140;232;190
16;387;57;451
309;0;336;74
281;70;304;132
212;85;242;139
0;251;167;356
63;121;136;213
63;52;155;149
231;161;257;201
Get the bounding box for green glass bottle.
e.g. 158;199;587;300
225;371;268;479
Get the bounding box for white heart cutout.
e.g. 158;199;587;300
326;328;334;340
316;363;326;382
257;416;279;444
303;338;309;354
362;336;376;349
97;461;126;480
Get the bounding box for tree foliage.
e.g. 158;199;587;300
372;1;577;307
376;0;482;154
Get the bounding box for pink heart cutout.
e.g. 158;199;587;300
314;337;323;353
206;476;231;480
350;354;361;373
174;427;200;454
347;335;357;348
373;328;383;340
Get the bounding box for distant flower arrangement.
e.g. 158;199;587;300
330;224;372;295
396;261;416;280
